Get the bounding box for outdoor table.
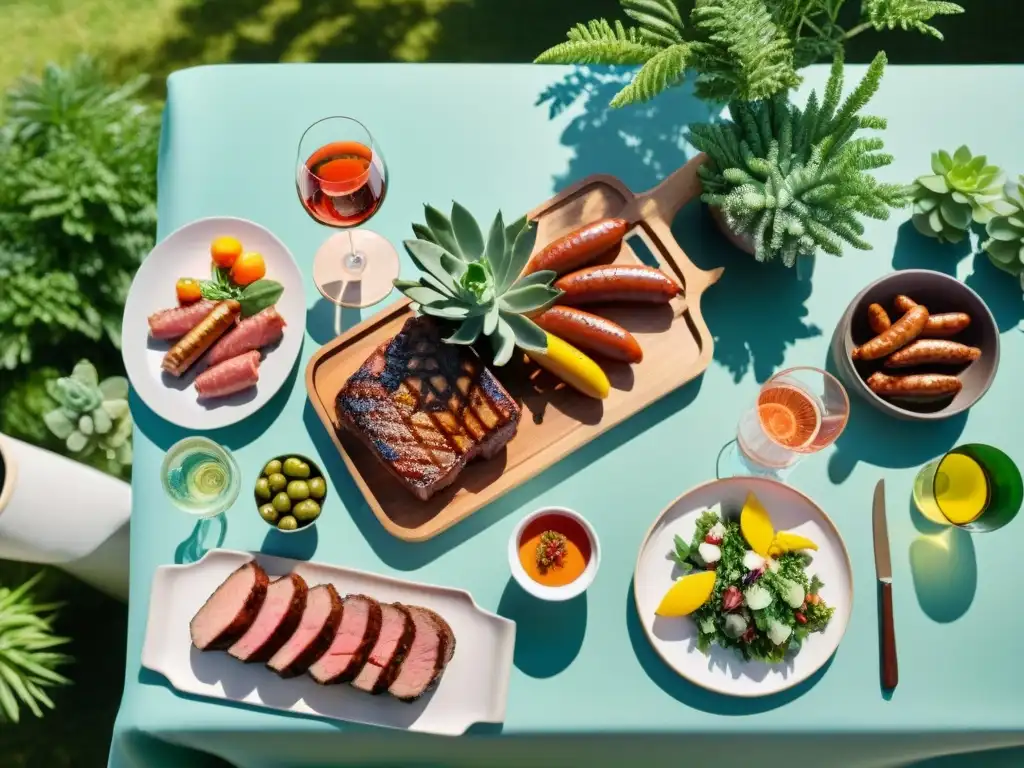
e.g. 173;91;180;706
109;63;1024;768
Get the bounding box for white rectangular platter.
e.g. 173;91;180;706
141;549;517;735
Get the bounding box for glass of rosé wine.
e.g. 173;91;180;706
296;116;399;308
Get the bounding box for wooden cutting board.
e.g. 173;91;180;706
306;154;722;542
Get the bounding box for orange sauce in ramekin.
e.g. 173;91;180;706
517;514;591;587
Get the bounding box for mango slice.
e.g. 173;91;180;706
655;571;717;617
740;492;775;557
773;532;819;553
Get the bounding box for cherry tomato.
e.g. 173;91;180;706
230;252;266;286
176;278;203;305
211;236;243;268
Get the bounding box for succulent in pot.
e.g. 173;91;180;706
907;146;1014;244
689;52;905;268
982;175;1024;290
395;203;562;366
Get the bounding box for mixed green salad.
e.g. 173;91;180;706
670;505;835;663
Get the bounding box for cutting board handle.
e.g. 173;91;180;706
634;153;707;225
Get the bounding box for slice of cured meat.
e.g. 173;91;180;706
267;584;342;678
350;603;414;694
308;595;382;685
148;300;217;340
228;573;308;663
194;350;261;399
206;307;286;367
388;605;456;701
190;561;269;651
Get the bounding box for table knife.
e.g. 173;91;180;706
873;479;898;690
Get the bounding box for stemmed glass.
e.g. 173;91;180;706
718;366;850;478
295;116;399;308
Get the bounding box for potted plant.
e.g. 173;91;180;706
536;0;964;108
688;52;905;267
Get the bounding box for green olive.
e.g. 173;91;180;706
258;504;279;524
286;480;310;501
254;477;271;500
277;515;298;531
308;477;326;500
271;492;292;514
293;499;321;523
268;473;287;493
263;459;282;476
283;457;310;478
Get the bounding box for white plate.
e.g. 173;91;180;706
122;217;305;430
633;477;853;698
142;549;516;735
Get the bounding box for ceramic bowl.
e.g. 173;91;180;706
255;453;327;533
830;269;999;421
508;507;600;602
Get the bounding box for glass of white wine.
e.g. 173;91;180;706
161;437;241;518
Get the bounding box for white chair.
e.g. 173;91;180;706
0;433;130;601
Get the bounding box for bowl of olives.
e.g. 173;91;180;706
254;454;327;532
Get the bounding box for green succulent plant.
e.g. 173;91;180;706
0;572;71;723
42;360;132;472
395;203;562;366
982;176;1024;289
689;52;905;267
907;146;1015;244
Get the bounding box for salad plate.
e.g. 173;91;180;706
634;477;853;697
122;217;305;430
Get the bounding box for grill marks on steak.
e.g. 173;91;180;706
351;603;415;694
190;562;269;651
336;316;521;501
228;573;308;663
387;605;455;701
267;584;343;678
308;595;382;685
189;560;457;701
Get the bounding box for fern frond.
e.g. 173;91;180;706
621;0;686;45
691;0;800;102
535;19;661;65
864;0;964;40
609;43;692;107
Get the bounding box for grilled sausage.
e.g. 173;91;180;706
533;306;643;363
162;300;241;376
867;372;962;399
884;339;981;368
524;218;628;277
894;295;971;338
867;303;891;334
853;305;929;361
555;265;681;306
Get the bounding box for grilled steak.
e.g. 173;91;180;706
267;584;342;678
351;603;415;694
228;573;308;663
308;594;382;685
190;561;269;651
388;605;456;701
336;316;521;501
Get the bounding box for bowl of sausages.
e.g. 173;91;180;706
831;269;999;420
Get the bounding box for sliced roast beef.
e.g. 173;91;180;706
190;561;269;651
350;603;414;694
266;584;342;678
308;595;382;685
228;573;308;663
388;605;456;701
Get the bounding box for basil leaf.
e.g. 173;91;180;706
238;279;284;316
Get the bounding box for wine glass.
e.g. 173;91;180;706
295;116;399;308
717;366;850;479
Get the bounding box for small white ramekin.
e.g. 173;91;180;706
508;506;600;601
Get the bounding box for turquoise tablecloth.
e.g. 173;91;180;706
109;63;1024;768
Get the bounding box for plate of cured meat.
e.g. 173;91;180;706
122;217;305;429
141;549;516;735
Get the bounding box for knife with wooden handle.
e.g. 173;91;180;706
873;479;898;689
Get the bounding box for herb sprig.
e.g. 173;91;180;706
199;264;283;317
